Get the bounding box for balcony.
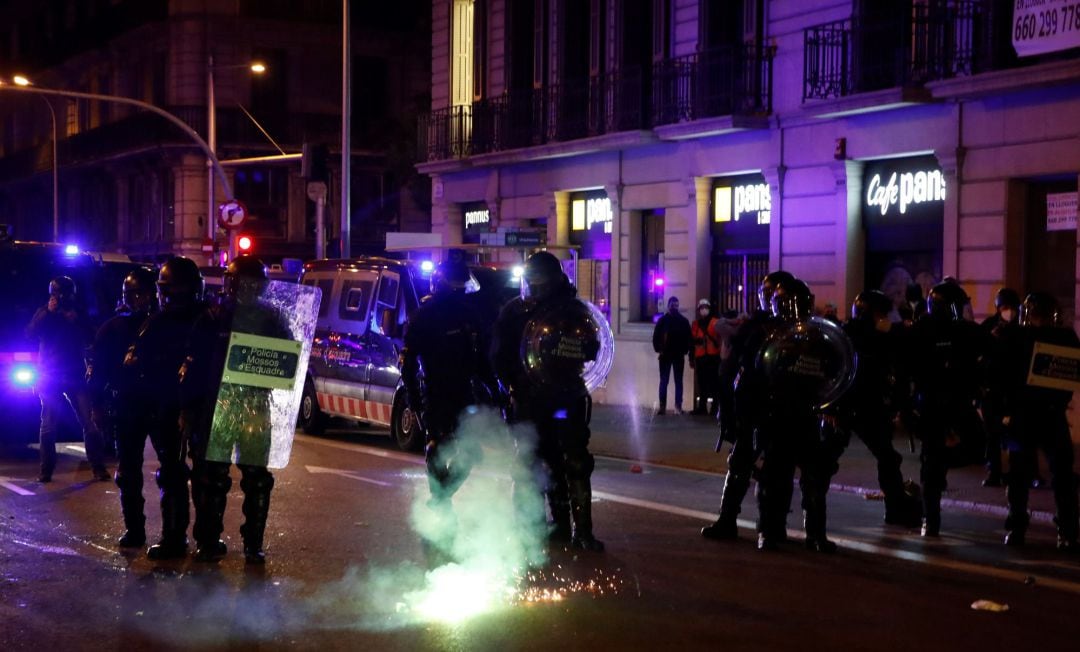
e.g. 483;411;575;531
803;2;983;102
652;44;774;125
419;70;649;163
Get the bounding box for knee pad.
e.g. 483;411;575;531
565;451;595;479
239;465;274;494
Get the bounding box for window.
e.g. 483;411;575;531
373;272;402;337
304;278;335;318
452;0;474;107
638;209;665;322
339;279;374;322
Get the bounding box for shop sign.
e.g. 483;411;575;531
1027;341;1080;392
462;202;490;244
865;168;946;217
571;197;613;234
505;229;547;247
1012;0;1080;58
1047;192;1078;231
714;183;771;224
464;208;490;228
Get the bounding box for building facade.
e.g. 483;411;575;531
0;0;431;263
419;0;1080;411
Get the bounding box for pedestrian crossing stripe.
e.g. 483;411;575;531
316;392;392;426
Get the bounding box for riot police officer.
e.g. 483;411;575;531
401;257;495;507
999;293;1079;550
979;288;1021;487
182;255;290;564
87;267;159;547
701;270;793;541
26;276;109;483
492;251;603;551
905;282;987;537
834;290;921;527
122;257;205;559
753;278;853;552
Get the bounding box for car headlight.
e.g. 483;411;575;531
11;365;35;387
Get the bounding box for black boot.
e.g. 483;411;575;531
547;498;572;546
569;477;604;552
192;462;231;562
239;467;274;565
116;478;146;548
1004;510;1028;547
884;495;923;528
921;490;941;537
147;464;189;560
803;496;836;554
702;471;750;540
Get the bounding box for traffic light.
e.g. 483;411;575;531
237;234;254;253
301;143;329;182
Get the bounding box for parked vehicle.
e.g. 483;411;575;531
0;235;145;446
297;256;518;451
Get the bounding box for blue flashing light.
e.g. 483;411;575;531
12;365;35;387
420;260;434;274
64;244;80;255
511;265;525;279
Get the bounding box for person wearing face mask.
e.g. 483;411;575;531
689;299;721;416
979;288;1021;488
833;290;922;528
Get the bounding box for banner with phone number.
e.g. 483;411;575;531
1013;0;1080;57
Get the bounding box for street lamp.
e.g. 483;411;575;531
10;75;59;242
206;56;266;259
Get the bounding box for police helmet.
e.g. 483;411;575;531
851;289;892;322
926;282;967;321
223;255;268;299
430;258;470;295
122;267;159;312
157;256;204;308
758;270;795;312
1020;292;1059;327
49;275;76;299
523;251;567;301
771;278;814;322
994;288;1021;310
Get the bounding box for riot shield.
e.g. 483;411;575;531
206;279;321;468
521;298;614;393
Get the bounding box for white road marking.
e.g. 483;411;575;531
299;434;1080;595
0;478;35;496
304;465;393;487
65;444;86;454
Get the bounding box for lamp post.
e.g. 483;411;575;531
12;75;58;241
0;81;237;240
207;56;266;262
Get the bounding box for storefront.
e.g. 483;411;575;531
568;190;612;320
461;201;490;244
861;155;946;317
710;174;771;315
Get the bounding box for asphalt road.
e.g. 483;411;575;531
2;425;1079;651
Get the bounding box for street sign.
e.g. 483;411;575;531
505;229;547;247
218;200;248;229
201;238;215;253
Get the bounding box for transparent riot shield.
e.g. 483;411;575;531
206;279;321;468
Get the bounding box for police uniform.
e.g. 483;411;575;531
122;257;206;559
182;256;290;564
492;252;603;551
400;260;495;504
905;283;987;537
87;267;158;547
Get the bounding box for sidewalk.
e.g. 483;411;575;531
587;403;1061;524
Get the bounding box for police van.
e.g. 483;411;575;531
0;230;145;446
297;255;519;451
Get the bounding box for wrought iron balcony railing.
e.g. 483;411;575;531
421;71;650;162
652;44;774;126
803;1;998;101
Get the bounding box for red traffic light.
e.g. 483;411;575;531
237;234;254;252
